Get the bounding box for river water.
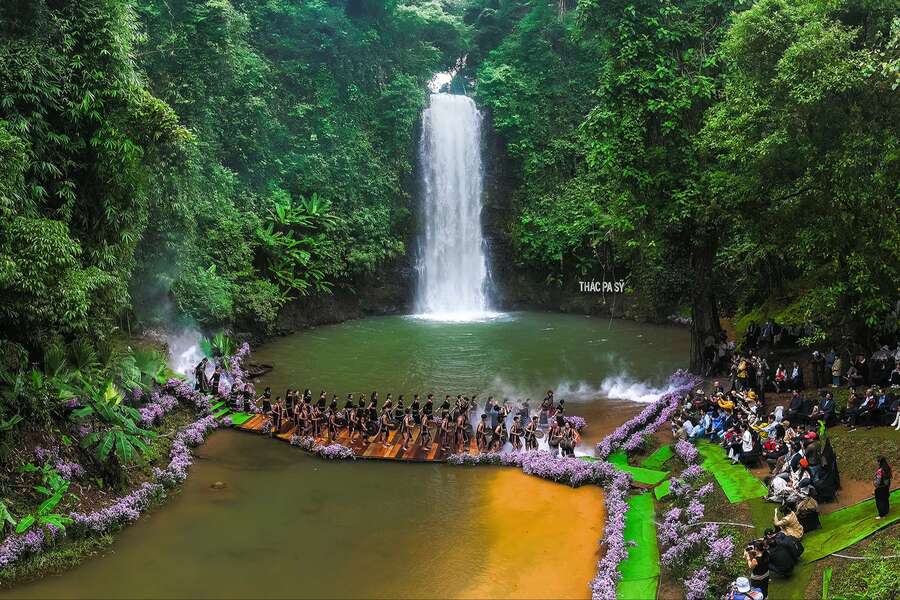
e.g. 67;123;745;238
8;313;687;598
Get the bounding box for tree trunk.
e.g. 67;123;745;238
689;239;721;375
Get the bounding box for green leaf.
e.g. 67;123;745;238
15;514;36;534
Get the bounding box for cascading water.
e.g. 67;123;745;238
415;93;495;321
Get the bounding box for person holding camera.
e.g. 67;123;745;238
745;540;770;598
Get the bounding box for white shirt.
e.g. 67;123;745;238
742;430;754;452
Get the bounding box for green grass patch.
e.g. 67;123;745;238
829;530;900;599
640;444;674;470
697;442;768;503
226;412;254;426
608;450;628;466
581;456;669;486
655;479;671;500
617;493;659;600
801;488;900;563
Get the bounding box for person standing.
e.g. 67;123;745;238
209;366;222;396
831;355;843;387
811;351;825;389
790;361;803;392
874;457;892;520
194;358;209;392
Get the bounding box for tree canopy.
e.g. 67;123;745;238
0;0;896;367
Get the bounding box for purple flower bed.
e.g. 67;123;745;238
162;378;213;414
0;528;49;568
684;567;711;600
563;415;588;431
596;370;700;459
128;386;144;404
447;450;618;488
153;415;219;488
226;342;250;387
54;460;85;480
589;470;633;599
657;464;734;598
33;446;85;481
288;435;355;460
69;482;164;537
138;391;178;427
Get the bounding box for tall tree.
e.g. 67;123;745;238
703;0;900;346
578;0;738;372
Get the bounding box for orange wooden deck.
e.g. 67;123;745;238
234;416;482;462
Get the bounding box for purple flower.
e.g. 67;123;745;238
686;499;705;523
675;440;700;465
0;529;46;568
69;482;163;537
563;415;588;431
681;464;705;482
707;535;735;563
684;567;710;600
153;415;218;488
54;460;85;480
288;435;355;459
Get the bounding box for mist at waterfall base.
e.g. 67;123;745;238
414;93;500;322
164;328;228;388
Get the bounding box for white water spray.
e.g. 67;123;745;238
166;329;205;381
415;93;496;321
599;375;675;404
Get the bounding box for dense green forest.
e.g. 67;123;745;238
0;2;897;594
1;0;898;376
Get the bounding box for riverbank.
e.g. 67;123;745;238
0;409;201;588
0;375;224;589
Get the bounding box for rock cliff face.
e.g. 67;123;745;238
274;257;414;333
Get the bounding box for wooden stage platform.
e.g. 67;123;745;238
233;414;486;462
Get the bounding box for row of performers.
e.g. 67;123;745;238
253;390;579;456
228;386;571;427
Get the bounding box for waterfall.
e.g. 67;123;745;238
415;93;496;321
